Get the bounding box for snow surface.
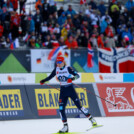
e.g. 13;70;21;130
0;116;134;134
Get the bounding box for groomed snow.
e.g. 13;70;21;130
0;116;133;134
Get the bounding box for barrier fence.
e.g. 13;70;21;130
0;73;134;120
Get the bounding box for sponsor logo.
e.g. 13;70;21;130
0;89;24;117
105;87;133;112
58;71;68;74
94;74;123;82
97;83;134;116
7;75;26;83
35;88;89;116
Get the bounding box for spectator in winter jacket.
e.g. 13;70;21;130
10;11;21;39
34;9;43;36
42;0;50;21
0;0;4;8
0;21;4;38
122;27;133;42
66;5;76;18
57;6;64;17
88;0;97;10
125;0;134;12
65;35;78;49
3;0;13;9
19;0;26;14
58;12;67;27
35;0;42;11
98;1;106;16
10;0;18;11
100;18;108;33
28;17;35;33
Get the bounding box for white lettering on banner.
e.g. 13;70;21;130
105;87;134;112
101;50;129;62
131;87;134;103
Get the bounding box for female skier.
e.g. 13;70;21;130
40;55;97;133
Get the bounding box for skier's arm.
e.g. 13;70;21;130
40;68;56;83
67;67;80;81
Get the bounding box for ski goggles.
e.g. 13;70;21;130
56;61;63;64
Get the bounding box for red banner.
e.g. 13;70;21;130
96;83;134;116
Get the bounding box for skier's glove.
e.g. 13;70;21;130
67;77;75;83
40;80;45;85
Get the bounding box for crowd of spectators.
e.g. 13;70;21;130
0;0;134;49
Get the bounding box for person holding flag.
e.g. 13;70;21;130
40;55;97;133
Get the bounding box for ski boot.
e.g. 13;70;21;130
59;123;68;133
89;116;97;126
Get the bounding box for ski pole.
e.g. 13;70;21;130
43;83;60;91
43;83;83;102
72;82;117;107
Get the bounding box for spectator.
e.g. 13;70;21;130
122;27;133;43
3;0;13;10
100;17;108;33
81;31;89;47
21;13;29;36
34;9;43;36
51;34;59;47
28;16;35;34
35;0;42;11
42;0;50;21
0;0;4;8
41;21;48;42
57;6;64;17
19;0;26;14
65;35;78;49
53;23;60;38
58;12;67;27
85;5;92;16
88;0;97;10
72;13;81;29
58;36;66;46
10;11;21;40
101;11;112;24
98;0;106;16
10;0;18;11
66;5;76;18
44;34;53;48
61;22;69;41
97;34;105;48
0;21;4;38
125;0;134;12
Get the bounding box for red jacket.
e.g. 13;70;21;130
11;14;21;28
65;39;78;49
0;25;4;37
10;0;18;10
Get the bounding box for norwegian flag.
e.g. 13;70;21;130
99;48;134;73
87;43;94;68
80;0;86;5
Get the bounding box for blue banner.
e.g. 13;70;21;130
123;73;134;82
71;49;98;72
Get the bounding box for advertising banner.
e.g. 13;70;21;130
0;74;35;85
96;83;134;116
0;50;30;73
94;73;123;83
99;48;134;73
0;85;33;120
31;49;70;72
71;49;98;73
26;84;101;118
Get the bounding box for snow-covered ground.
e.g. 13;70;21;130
0;116;134;134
